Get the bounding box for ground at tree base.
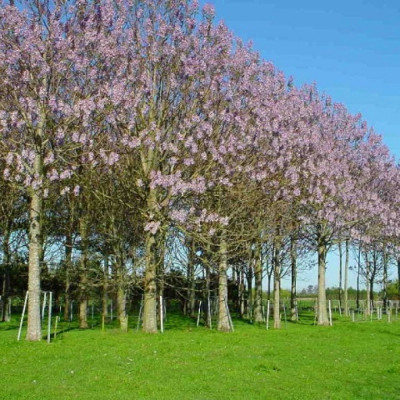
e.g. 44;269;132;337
1;313;400;400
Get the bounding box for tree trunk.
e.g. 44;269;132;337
114;243;128;332
188;265;196;318
356;244;361;310
267;268;272;301
273;236;281;329
370;250;377;309
1;273;11;322
117;282;127;332
102;256;109;322
239;268;245;317
338;241;342;303
26;151;43;341
365;253;371;316
369;278;374;308
253;242;263;323
156;239;165;323
63;231;72;322
317;235;329;326
204;263;212;328
142;227;158;333
397;258;400;299
217;232;231;331
344;238;349;316
290;235;297;321
382;243;388;311
246;266;253;320
1;228;11;322
78;216;89;329
186;239;195;316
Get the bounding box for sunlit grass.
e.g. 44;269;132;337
1;311;400;399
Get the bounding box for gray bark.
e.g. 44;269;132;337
317;234;329;326
217;232;231;331
253;242;264;323
382;243;388;311
117;283;128;332
397;258;400;299
344;238;349;316
273;236;282;329
186;239;197;317
26;150;43;341
204;263;212;328
356;245;361;310
246;266;253;320
102;256;109;321
142;227;158;333
239;268;245;317
290;235;297;321
63;230;72;322
1;227;11;322
338;241;342;303
365;253;371;316
78;216;89;329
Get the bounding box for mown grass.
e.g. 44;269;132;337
1;312;400;400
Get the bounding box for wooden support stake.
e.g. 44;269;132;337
328;300;333;326
266;300;270;330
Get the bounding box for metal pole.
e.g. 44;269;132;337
196;301;202;327
283;302;287;329
224;297;234;332
136;296;143;331
17;291;29;341
47;292;52;343
42;292;47;321
160;296;164;333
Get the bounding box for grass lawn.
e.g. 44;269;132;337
1;312;400;400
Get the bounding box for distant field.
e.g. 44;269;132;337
1;312;400;400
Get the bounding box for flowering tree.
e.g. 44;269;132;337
1;0;399;338
0;0;114;339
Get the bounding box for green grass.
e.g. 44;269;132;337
1;313;400;400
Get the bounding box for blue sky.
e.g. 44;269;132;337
203;0;400;160
203;0;400;289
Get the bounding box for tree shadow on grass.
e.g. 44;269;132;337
164;313;198;330
0;321;19;331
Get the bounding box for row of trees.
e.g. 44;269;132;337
0;0;399;340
